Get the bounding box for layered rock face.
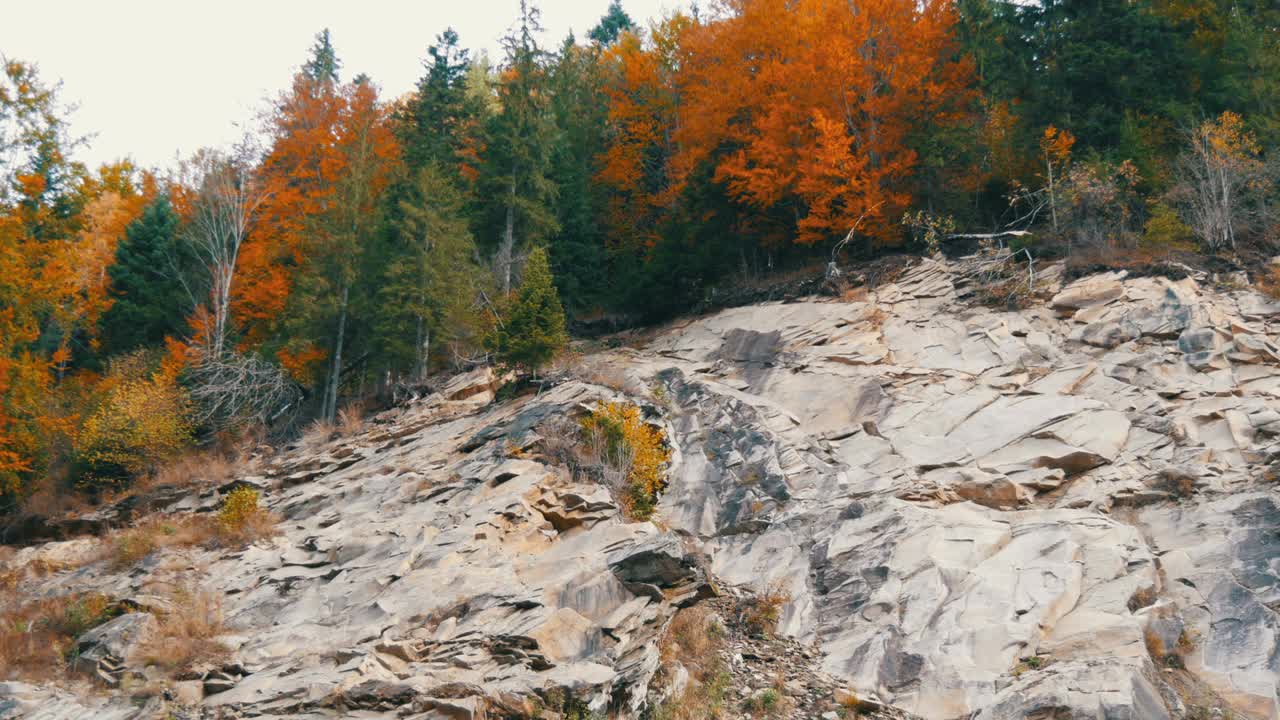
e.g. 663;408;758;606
3;259;1279;719
636;261;1280;719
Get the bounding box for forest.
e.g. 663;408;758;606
0;0;1277;510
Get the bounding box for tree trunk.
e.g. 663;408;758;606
325;284;349;422
414;315;430;383
500;176;516;296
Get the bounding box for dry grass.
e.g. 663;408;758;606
141;448;240;493
336;401;366;437
574;357;633;393
1257;264;1280;300
104;514;229;571
841;285;869;303
135;586;227;672
0;591;123;681
653;606;733;720
299;419;338;452
742;581;791;637
103;494;278;572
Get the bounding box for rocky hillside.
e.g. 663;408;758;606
2;257;1279;719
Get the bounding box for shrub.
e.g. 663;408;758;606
580;402;671;520
215;486;274;545
486;247;569;375
1142;200;1194;253
742;581;791;637
76;354;193;490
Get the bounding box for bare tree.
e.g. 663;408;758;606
178;143;267;359
185;350;301;432
1175;112;1265;252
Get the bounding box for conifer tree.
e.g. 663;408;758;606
378;164;482;380
99;195;187;354
488;246;567;374
479;0;560;295
304;28;341;83
589;0;635;46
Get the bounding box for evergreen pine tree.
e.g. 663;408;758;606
400;29;473;173
378;164;483;380
588;0;635;46
479;0;560;295
304;28;341;83
489;246;567;374
99;195;188;355
546;35;610;312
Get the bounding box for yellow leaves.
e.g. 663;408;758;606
581;402;671;519
217;486;261;533
1198;111;1260;160
77;358;193;487
1041;125;1076;167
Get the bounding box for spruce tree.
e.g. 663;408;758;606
304;28;341;82
401;29;473;173
588;0;635;46
479;0;560;295
547;35;610;312
99;195;188;354
489;246;567;374
378;164;483;380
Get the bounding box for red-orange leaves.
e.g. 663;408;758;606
605;0;974;248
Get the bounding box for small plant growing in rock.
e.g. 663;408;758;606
743;687;781;714
215;486;275;545
109;528;159;570
580;402;671;520
742;581;791;637
218;487;260;530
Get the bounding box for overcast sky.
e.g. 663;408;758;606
1;0;679;170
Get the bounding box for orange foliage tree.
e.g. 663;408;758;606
672;0;974;247
247;67;399;418
598;15;693;256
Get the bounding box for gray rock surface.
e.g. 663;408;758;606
3;257;1279;719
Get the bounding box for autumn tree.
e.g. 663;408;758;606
254;33;399;420
178;146;266;360
1175;111;1266;251
672;0;975;247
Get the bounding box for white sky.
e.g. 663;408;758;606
1;0;679;171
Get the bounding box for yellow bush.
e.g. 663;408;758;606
581;402;671;519
218;486;260;532
77;355;193;489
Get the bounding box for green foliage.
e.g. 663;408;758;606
1142;200;1194;251
397;28;476;175
588;0;635;46
488;247;568;373
377;164;484;378
547;36;610;311
303;28;341;82
477;0;560;288
100;195;187;355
